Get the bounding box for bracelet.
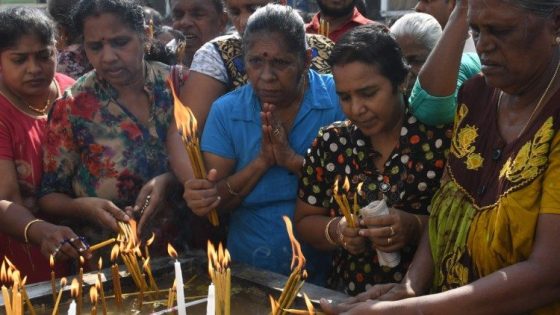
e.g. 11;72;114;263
24;219;44;244
414;214;424;231
324;217;338;246
225;179;239;196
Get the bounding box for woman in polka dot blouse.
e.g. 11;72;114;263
294;25;453;295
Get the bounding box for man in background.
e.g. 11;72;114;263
306;0;379;42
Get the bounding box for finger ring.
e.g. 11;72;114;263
272;128;280;136
389;226;395;236
52;244;62;256
387;237;392;245
69;237;78;242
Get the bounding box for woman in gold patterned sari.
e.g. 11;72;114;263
321;0;560;314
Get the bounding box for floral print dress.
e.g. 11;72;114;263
298;114;452;295
39;61;178;248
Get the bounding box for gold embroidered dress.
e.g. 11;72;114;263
429;75;560;314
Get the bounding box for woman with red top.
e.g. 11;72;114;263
0;7;87;283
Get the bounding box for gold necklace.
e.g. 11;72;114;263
24;81;54;115
498;58;560;139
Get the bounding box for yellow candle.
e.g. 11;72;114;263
51;277;67;315
50;255;56;305
2;285;12;315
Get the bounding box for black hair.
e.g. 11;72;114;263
329;24;408;91
507;0;560;16
211;0;225;13
0;7;56;52
48;0;80;43
72;0;145;38
242;3;307;63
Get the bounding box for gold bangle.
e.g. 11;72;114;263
24;219;44;244
324;217;338;246
225;179;239;196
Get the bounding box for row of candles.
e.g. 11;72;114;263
2;216;323;315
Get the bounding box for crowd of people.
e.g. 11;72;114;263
0;0;559;313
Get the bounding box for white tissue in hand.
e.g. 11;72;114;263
361;199;389;217
360;199;400;268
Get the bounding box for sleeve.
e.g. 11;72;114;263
38;96;80;198
200;99;236;160
409;52;481;126
540;130;560;214
298;127;332;209
189;41;229;84
0;117;13;160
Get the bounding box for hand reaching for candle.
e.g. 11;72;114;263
74;197;130;232
127;172;176;235
183;168;220;217
28;220;90;260
358;208;418;253
338;216;366;255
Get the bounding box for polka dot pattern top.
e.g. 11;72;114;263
298;113;452;295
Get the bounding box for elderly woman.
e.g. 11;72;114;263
322;0;560;313
294;25;452;296
175;4;345;283
0;7;85;283
39;0;184;257
175;0;334;130
391;12;480;126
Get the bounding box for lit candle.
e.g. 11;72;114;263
50;255;56;305
52;277;67;315
206;283;215;315
110;245;122;309
68;278;79;315
168;244;186;315
1;260;12;315
77;256;84;315
89;286;98;315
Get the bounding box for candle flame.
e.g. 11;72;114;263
60;277;67;287
343;176;350;192
167;243;178;258
79;256;84;266
169;77;198;140
333;176;340;195
134;245;142;257
110;244;119;262
89;286;98;303
4;257;15;270
217;243;224;267
98;257;103;270
224;249;231;267
1;260;6;283
70;278;79;298
95;278;101;290
269;295;279;313
21;276;27;286
303;293;315;313
50;255;55;268
357;182;363;194
143;257;150;271
146;233;155;246
282;216;306;271
11;270;21;285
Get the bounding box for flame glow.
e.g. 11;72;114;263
98;257;103;270
50;255;55;268
1;260;6;283
146;233;155;247
70;278;79;298
89;286;98;303
167;243;178;258
110;244;119;262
